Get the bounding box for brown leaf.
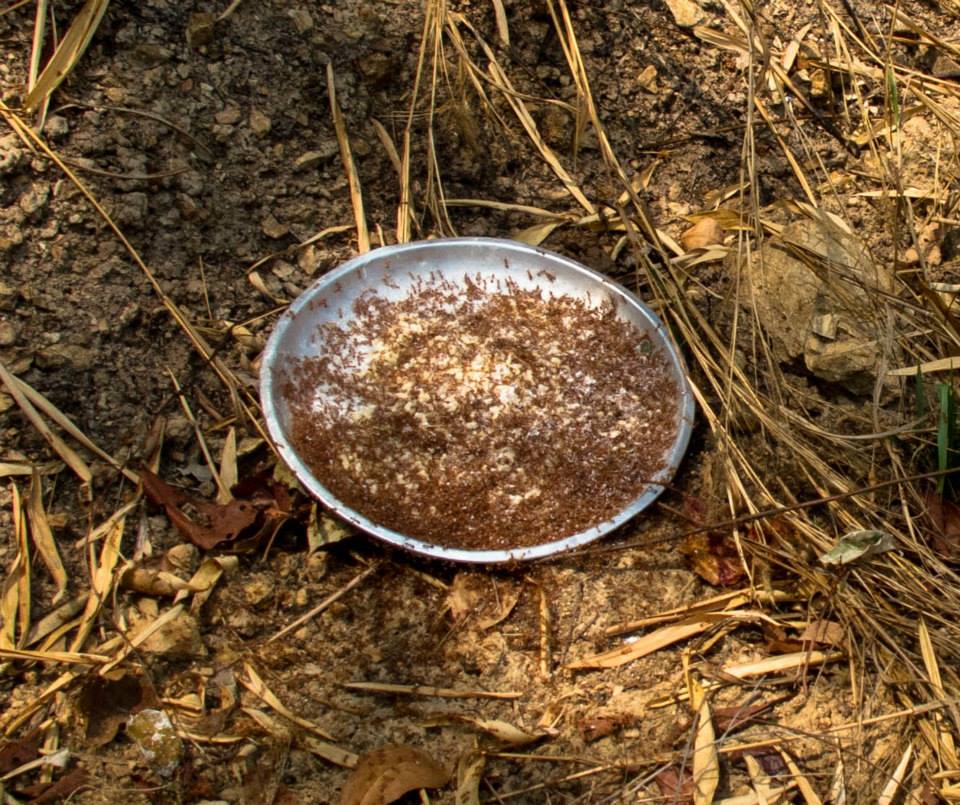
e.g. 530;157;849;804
713;699;775;735
800;619;845;648
679;533;747;587
141;468;295;551
0;729;43;776
680;217;724;251
923;488;960;559
19;768;90;803
578;715;628;743
340;745;450;805
654;765;695;801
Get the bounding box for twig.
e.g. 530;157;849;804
268;562;379;643
343;681;522;700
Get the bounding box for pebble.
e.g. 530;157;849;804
126;710;183;777
0;319;16;346
249;108;271;136
43;116;69;139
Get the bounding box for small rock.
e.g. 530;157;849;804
133;43;172;66
289;8;313;33
261;214;288;239
114;192;149;228
0;280;15;311
215;106;242;126
271;260;296;280
637;64;658;92
126;709;182;777
36;343;94;371
664;0;706;28
934;55;960;80
165;543;199;576
186;12;216;48
249;108;271;136
141;612;206;659
0;319;16;346
19;184;49;216
242;574;275;607
43;115;69;139
0;133;23;175
297;244;320;275
0;393;12;414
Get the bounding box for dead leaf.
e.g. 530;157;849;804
455;751;484;805
339;744;450;805
923;489;960;559
422;714;546;746
141;468;294;552
800;619;845;648
17;768;90;803
655;765;695;801
476;583;521;630
679;533;747;587
578;715;629;743
681;218;724;251
712;699;778;735
0;729;43;776
691;679;719;804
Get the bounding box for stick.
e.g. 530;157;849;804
268;562;379;643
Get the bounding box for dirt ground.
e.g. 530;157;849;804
2;0;959;802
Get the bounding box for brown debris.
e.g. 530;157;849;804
141;468;293;551
339;744;450;805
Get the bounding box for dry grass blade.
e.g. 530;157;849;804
779;748;823;804
1;485;24;651
567;612;736;669
69;513;124;653
877;743;913;805
13;482;31;650
28;0;47;92
27;470;67;602
240;662;337;741
23;0;110;114
0;360;92;487
343;682;522;700
217;426;238;504
327;62;370;253
691;678;720;804
0;647;107;665
490;0;509;45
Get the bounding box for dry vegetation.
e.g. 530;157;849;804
4;0;960;802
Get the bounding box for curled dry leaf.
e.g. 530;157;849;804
800;619;845;647
339;744;450;805
680;217;725;251
818;529;896;565
923;488;960;559
679;533;747;587
422;714;547;746
141;468;293;551
578;714;630;743
654;765;695;800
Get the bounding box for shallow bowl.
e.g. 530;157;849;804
260;237;694;563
